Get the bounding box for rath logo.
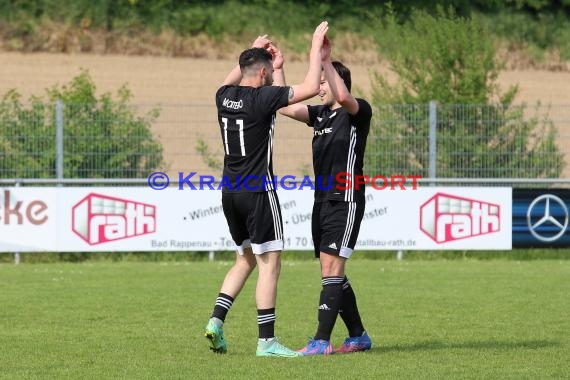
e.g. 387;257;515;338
420;193;500;243
72;193;156;245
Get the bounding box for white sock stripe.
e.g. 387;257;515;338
215;298;233;307
322;276;344;281
216;296;233;303
257;314;276;324
215;302;232;309
322;276;344;285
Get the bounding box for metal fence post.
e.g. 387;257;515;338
13;181;21;265
428;100;437;184
56;100;64;185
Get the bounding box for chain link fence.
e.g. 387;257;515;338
1;101;569;186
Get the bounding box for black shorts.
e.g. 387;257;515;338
312;199;365;259
222;191;284;255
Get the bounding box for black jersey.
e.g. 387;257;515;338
216;85;290;192
307;98;372;202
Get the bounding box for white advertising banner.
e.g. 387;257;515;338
0;188;57;251
0;187;512;252
359;187;512;250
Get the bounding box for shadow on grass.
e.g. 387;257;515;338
375;339;560;353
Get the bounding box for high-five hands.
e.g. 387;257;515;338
252;34;271;49
312;21;329;50
322;35;331;62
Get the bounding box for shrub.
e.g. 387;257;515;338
366;6;564;179
0;69;163;179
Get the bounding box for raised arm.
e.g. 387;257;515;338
277;21;328;122
268;43;285;87
286;21;328;105
321;36;359;115
268;42;310;123
222;35;272;86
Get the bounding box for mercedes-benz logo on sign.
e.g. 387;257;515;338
526;194;569;242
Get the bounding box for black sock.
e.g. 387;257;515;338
339;276;365;337
314;276;343;341
211;293;234;322
257;308;276;339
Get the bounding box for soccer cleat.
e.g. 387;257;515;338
205;318;227;354
256;338;302;357
297;338;334;356
335;331;372;353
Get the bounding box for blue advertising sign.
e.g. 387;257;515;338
513;189;570;247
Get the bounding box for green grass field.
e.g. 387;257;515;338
1;259;569;379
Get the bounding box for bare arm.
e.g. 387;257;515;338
321;36;359;114
222;35;272;86
287;21;328;105
279;103;310;123
222;65;243;86
268;43;311;122
273;68;285;87
269;43;285;87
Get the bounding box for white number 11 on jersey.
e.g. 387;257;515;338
221;117;245;156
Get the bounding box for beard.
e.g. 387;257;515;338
263;73;273;86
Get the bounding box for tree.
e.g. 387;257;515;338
367;6;564;179
0;69;163;179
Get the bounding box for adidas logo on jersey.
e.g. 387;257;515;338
328;242;337;250
318;304;331;311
